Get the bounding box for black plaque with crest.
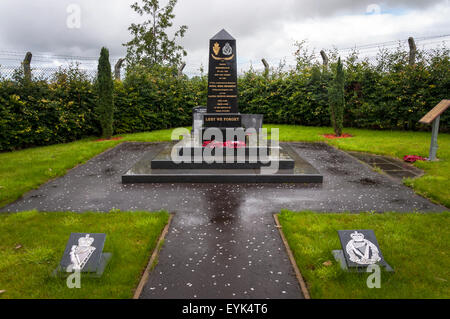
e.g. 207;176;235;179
205;29;240;127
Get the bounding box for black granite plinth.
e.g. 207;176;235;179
241;113;263;130
122;143;323;184
150;145;295;169
200;127;248;141
177;146;277;157
191;109;263;132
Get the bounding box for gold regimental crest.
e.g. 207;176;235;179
213;42;220;56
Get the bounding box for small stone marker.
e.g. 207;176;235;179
192;106;207;134
332;230;393;272
57;233;111;277
419;99;450;161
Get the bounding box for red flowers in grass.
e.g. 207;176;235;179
403;155;427;163
323;133;353;139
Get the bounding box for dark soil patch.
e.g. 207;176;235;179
293;143;329;150
119;142;154;152
323;133;353;139
97;142;152;162
327;153;350;164
95;137;123;142
390;198;408;205
104;167;116;176
326;166;350;176
353;177;381;186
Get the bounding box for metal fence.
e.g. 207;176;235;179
0;65;99;81
0;50;123;81
0;34;448;81
253;34;450;74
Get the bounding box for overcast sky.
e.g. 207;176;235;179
0;0;449;76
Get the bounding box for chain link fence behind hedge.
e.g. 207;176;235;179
1;34;448;80
0;65;99;81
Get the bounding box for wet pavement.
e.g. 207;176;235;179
1;142;445;299
347;151;424;181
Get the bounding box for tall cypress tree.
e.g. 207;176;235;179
328;57;345;136
96;47;114;139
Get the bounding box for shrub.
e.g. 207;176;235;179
96;47;114;139
328;57;345;136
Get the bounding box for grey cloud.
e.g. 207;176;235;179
0;0;135;57
176;0;444;52
0;0;446;69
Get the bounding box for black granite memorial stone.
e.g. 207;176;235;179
205;29;241;127
58;233;111;276
333;230;393;272
121;29;324;184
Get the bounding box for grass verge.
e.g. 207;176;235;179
266;124;450;207
0;128;180;208
0;210;169;299
277;210;450;299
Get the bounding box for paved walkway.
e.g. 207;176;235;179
347;151;424;181
2;142;445;299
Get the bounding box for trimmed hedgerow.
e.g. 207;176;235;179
0;45;448;151
0;66;99;151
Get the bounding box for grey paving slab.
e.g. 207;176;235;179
1;142;446;299
347;150;424;181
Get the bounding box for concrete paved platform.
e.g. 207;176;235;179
347;151;424;181
1;142;445;299
123;143;322;183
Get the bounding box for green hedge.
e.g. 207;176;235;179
113;65;205;134
0;68;98;151
0;46;448;151
239;47;450;130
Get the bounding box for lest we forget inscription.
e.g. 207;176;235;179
205;29;241;127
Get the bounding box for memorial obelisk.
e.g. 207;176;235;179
204;29;241;129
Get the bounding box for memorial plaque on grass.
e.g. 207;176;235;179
333;230;393;272
58;233;111;276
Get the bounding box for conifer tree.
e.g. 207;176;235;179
96;47;114;139
328;57;345;136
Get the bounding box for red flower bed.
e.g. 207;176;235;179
403;155;427;163
95;137;123;142
323;133;353;139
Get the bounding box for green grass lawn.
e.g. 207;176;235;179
0;210;169;299
0;125;449;208
0;129;178;208
267;125;450;207
277;210;450;299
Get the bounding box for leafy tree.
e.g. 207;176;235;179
124;0;187;69
328;57;345;136
96;47;114;139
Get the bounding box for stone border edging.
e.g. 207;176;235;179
133;214;174;299
273;214;311;299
